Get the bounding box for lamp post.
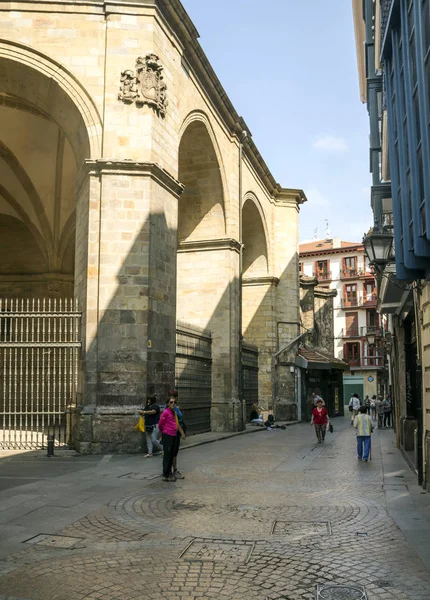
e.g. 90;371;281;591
362;228;394;271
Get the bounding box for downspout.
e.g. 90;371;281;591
413;282;424;486
238;130;247;428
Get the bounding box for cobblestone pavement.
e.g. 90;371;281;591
0;418;430;599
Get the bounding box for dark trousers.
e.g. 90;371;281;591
383;412;392;427
377;413;384;428
162;433;176;477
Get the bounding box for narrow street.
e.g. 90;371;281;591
0;417;430;600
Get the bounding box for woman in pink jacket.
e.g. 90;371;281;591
158;396;185;482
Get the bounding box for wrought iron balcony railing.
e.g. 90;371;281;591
345;356;385;368
340;268;359;279
313;271;332;281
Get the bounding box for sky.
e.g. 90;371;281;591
180;0;373;244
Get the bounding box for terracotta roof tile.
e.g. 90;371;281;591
299;238;362;254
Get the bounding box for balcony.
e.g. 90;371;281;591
345;355;385;369
340;294;377;308
360;326;383;337
313;271;332;282
340;327;360;338
340;268;359;280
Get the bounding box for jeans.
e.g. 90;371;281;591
357;435;371;460
162;433;176;477
145;425;163;454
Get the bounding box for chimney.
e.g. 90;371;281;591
332;237;341;249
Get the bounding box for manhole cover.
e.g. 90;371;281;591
118;473;160;480
24;534;83;549
179;540;254;563
317;584;367;599
272;521;332;536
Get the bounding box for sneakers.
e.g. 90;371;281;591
173;470;184;479
162;475;176;482
144;453;153;458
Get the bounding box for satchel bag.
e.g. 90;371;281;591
329;423;334;433
348;405;353;412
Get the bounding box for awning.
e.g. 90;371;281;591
295;345;348;371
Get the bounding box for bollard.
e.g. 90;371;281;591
47;433;55;457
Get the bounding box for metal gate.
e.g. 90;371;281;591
0;298;81;449
242;342;259;420
175;322;212;434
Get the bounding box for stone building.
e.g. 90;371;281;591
0;0;306;452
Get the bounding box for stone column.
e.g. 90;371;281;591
272;189;304;420
74;160;182;453
177;239;242;432
242;276;279;408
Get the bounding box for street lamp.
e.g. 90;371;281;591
366;330;375;347
362;228;394;271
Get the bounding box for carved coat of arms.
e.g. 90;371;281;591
118;54;168;118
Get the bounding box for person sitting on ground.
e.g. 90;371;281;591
353;405;374;461
249;403;264;424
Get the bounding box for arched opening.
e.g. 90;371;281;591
0;56;91;298
177;118;237;433
178;120;225;241
242;198;269;277
0;52;95;449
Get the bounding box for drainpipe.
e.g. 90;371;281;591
238;130;247;428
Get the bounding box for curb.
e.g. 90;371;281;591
180;421;300;452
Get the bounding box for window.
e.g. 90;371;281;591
299;262;303;274
344;342;360;365
344;284;358;306
365;283;375;302
343;256;357;277
314;259;330;280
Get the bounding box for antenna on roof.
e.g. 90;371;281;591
313;227;318;240
325;219;331;238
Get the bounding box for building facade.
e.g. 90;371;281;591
299;238;384;402
0;0;306;452
353;0;430;487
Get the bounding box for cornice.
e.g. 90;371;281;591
242;276;280;287
273;187;307;207
177;238;241;254
300;275;319;288
299;246;364;258
78;159;184;197
315;286;337;298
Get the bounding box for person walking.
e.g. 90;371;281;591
375;395;384;429
139;395;163;457
364;395;371;414
170;390;186;480
354;405;374;461
383;394;392;428
312;392;325;406
158;393;185;482
311;398;330;443
348;393;361;425
370;395;377;421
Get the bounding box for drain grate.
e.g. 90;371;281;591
173;502;205;511
24;534;83;549
317;584;367;599
179;540;255;563
272;521;332;536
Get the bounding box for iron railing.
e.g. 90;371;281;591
313;271;332;281
0;298;81;449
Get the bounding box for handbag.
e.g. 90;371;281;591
134;416;145;433
329;423;334;433
348;405;353;412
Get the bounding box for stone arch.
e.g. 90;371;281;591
242;193;269;276
0;39;102;161
0;41;98;297
178;112;227;240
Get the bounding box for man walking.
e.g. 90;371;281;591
375;395;384;429
348;393;361;425
139;395;163;457
353;406;374;461
383;394;392;428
